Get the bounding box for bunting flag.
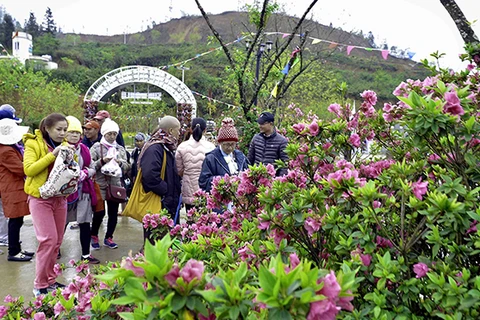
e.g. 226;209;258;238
271;83;279;98
282;33;289;38
190;90;240;109
407;51;416;59
290;46;301;58
311;38;322;45
328;42;338;49
281;63;290;75
381;50;389;60
347;46;355;55
291;56;300;68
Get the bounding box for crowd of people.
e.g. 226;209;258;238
0;105;289;297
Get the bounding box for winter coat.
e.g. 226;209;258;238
23;130;57;198
199;147;248;192
176;137;215;204
247;130;289;176
90;142;130;199
140;143;181;218
0;144;29;218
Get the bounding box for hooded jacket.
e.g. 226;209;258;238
199;147;248;192
23;130;57;198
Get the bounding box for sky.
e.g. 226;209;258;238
1;0;479;71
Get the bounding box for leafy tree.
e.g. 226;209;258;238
1;13;15;50
33;33;59;55
194;0;320;121
24;12;40;38
42;7;57;35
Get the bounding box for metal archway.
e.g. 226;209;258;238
84;65;196;117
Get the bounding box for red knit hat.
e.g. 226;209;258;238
217;118;238;143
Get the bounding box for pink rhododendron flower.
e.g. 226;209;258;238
361;90;377;106
443;91;465;116
320;271;341;299
292;123;306;134
54;263;62;276
121;257;145;277
304;217;321;236
467;221;478;234
34;312;46;320
309;120;320;136
3;295;15;303
337;293;354;311
0;306;7;318
327;103;342;117
360;254;372;267
413;262;429;278
54;302;65;317
289;253;300;270
411;179;428;200
376;236;393;248
349;134;361;148
180;259;204;283
165;264;180;286
307;299;340;320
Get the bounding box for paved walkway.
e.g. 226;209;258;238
0;214;145;300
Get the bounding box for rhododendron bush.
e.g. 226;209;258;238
2;65;480;319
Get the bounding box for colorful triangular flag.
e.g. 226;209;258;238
328;42;338;49
271;83;278;98
281;63;290;75
347;46;355;55
381;50;389;60
311;38;322;45
291;56;300;68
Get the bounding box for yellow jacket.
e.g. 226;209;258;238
23;129;56;198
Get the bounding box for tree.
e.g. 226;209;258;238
194;0;320;120
24;12;40;38
42;7;57;34
440;0;480;63
1;14;15;50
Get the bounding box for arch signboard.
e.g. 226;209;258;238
84;65;197;117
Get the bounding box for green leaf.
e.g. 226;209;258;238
171;294;187;311
259;265;277;295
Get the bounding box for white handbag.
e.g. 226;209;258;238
39;147;80;199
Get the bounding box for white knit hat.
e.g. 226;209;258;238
101;118;119;136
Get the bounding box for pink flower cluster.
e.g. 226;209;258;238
382;101;411;122
307;271;353;320
359;90;377;118
143;213;174;230
165;259;204;286
292;120;321;136
443;91;465;116
413;262;429;278
359;160;396;179
326;161;365;189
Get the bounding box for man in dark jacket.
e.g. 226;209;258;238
248;112;288;176
199;118;248;192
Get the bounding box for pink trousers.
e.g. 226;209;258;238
29;196;67;289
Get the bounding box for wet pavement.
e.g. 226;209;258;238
0;214;145;300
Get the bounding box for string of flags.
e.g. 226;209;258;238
191;90;240;110
262;31;416;60
159;36;246;70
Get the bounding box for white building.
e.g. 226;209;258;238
8;31;58;70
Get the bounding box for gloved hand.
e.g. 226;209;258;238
79;169;88;182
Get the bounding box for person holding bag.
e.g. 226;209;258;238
23;113;72;297
124;116;181;243
64;116;100;264
90;119;130;249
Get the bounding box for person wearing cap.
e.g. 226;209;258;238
199;118;248;193
176;118;215;211
0;104;22;124
92;110;126;148
64;116;100;264
248;111;288;176
0;118;33;262
90;118;130;249
81;120;101;149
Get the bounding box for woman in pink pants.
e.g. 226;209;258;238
23;113;72;297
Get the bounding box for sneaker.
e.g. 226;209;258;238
91;236;100;250
8;252;32;262
70;222;79;229
103;238;118;249
48;282;66;291
0;239;8;247
33;288;48;297
81;255;100;264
